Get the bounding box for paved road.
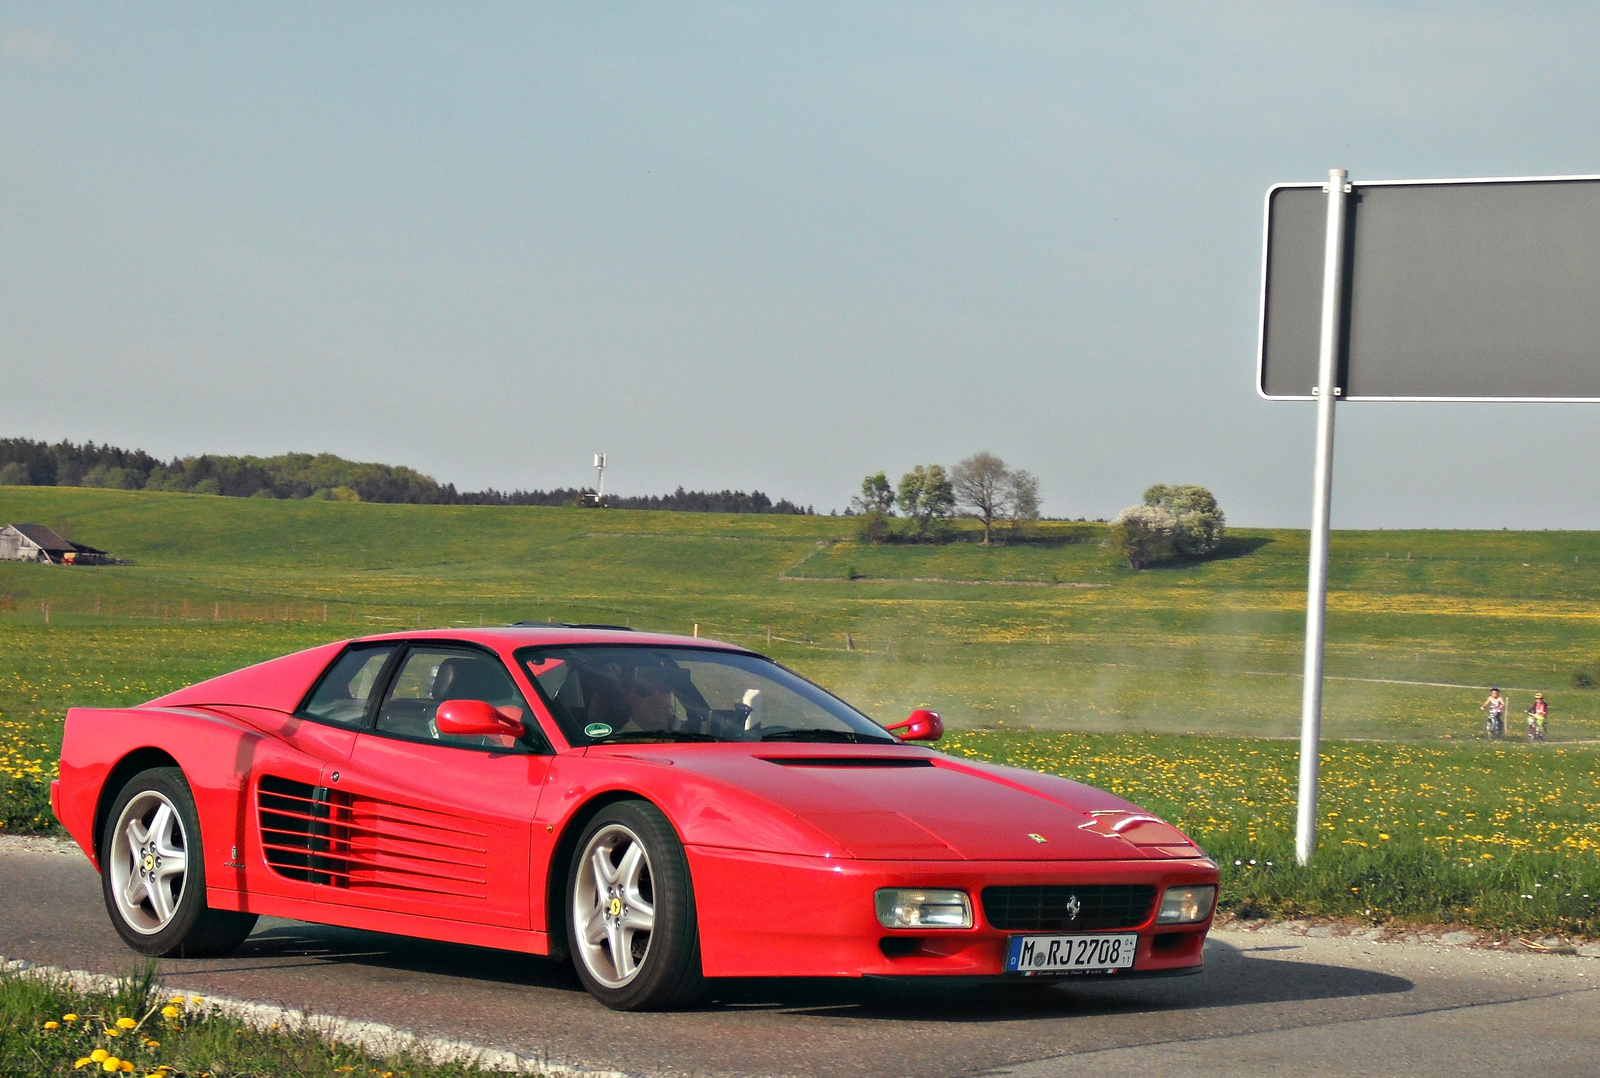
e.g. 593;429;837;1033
5;836;1598;1078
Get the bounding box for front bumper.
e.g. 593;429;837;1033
687;846;1218;979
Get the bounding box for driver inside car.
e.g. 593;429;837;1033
624;665;682;731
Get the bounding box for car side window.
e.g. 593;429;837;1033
375;647;545;752
299;646;398;728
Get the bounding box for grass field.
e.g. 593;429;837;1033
3;485;1600;934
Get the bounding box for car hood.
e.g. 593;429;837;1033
642;746;1203;861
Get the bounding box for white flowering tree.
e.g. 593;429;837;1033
1110;504;1179;570
1143;484;1226;558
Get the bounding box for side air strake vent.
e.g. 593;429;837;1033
257;775;347;886
256;775;490;900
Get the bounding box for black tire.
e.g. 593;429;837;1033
99;766;258;957
566;800;705;1010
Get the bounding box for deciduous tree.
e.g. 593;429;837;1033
1006;468;1041;536
896;465;955;538
952;452;1010;544
850;471;896;515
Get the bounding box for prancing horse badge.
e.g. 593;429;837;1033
1028;833;1047;843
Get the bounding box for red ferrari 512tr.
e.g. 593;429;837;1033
53;626;1218;1010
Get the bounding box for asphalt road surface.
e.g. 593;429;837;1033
5;836;1597;1078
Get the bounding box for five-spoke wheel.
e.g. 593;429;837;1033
100;767;258;957
567;801;703;1010
108;787;189;934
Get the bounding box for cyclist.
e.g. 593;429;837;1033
1526;692;1549;743
1481;688;1506;741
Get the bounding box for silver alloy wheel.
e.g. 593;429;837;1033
108;789;189;935
572;822;657;988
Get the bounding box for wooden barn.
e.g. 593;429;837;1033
0;523;116;565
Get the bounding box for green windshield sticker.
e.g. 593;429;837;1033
584;722;613;738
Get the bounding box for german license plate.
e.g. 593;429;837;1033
1005;933;1138;974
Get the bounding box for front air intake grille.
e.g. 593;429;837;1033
981;885;1158;931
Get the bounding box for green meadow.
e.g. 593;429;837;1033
3;485;1599;934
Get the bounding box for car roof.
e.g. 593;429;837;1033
345;626;756;654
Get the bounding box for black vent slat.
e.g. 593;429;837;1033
982;885;1157;931
761;757;935;768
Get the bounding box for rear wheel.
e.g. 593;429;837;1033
568;801;704;1010
100;767;258;957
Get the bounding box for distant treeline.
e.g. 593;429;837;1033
0;438;813;515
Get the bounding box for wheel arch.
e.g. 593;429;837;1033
93;748;182;864
544;788;665;961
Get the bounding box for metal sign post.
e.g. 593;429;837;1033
1259;169;1600;864
1295;169;1348;866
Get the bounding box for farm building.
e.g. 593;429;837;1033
0;523;116;565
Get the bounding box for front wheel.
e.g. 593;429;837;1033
567;801;704;1010
100;767;258;957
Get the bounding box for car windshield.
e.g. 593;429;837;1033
514;645;896;746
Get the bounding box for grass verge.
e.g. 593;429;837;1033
945;732;1600;937
0;959;513;1077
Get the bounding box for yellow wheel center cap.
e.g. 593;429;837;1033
143;855;155;873
609;896;623;918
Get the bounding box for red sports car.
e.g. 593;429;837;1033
53;627;1218;1010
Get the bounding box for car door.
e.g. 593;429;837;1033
240;643;401;900
330;643;552;928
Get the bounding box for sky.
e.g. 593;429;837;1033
6;3;1600;526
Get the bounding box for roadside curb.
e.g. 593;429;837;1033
1214;917;1600;958
0;955;634;1078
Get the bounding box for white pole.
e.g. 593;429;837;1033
1296;168;1349;866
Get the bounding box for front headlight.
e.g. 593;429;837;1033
1155;884;1216;924
874;888;973;929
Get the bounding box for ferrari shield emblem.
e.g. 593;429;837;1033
1028;833;1047;843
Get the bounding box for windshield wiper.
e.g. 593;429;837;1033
760;729;894;744
595;730;729;744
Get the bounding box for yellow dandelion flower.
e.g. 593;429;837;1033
44;1020;60;1030
64;1013;80;1022
115;1017;137;1029
75;1059;93;1070
143;1039;160;1048
159;1006;179;1019
91;1050;110;1063
104;1028;120;1038
119;1063;134;1073
101;1059;122;1073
